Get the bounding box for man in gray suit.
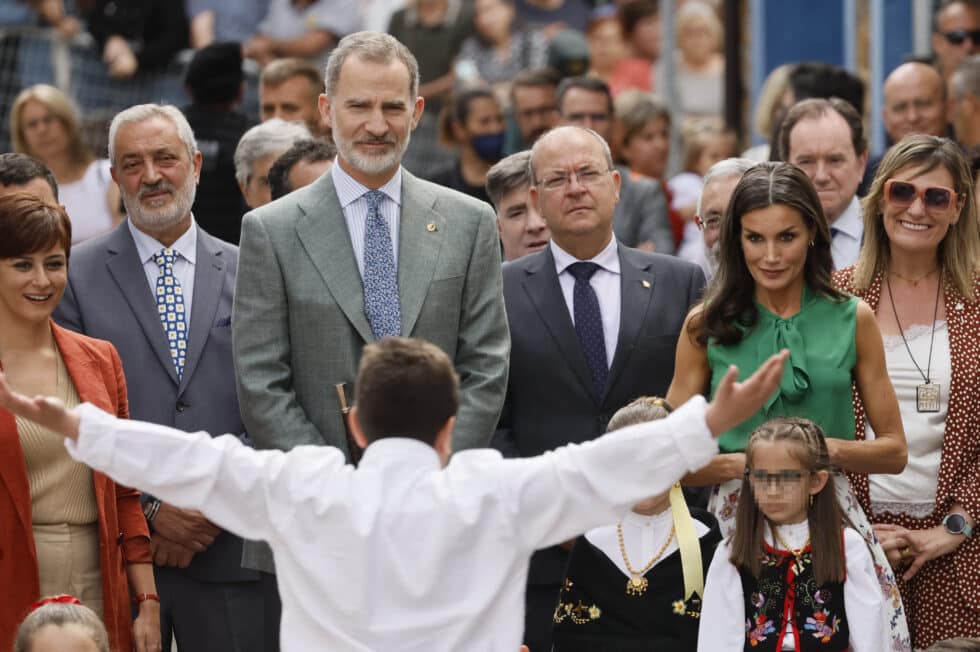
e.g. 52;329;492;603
556;76;675;254
495;126;705;651
54;105;263;651
232;31;510;646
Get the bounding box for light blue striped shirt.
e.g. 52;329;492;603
331;161;402;280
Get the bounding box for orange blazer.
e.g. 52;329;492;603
0;321;151;652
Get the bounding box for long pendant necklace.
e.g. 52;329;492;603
771;525;811;576
885;272;942;413
617;522;675;596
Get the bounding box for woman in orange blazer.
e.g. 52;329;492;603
0;193;159;652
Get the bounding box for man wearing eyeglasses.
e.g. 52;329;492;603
678;157;754;280
494;125;705;652
932;0;980;81
555;76;674;254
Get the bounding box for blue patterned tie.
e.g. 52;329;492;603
567;262;608;395
153;248;187;381
362;190;401;339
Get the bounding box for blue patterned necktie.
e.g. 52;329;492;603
362;190;401;339
567;262;608;395
153;248;187;381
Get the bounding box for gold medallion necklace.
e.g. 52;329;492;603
617;521;675;596
771;525;811;576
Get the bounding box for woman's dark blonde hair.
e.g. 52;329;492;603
10;84;94;166
15;601;109;652
854;134;979;301
729;417;845;585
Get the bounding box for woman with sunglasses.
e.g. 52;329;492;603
833;134;980;647
667;161;912;649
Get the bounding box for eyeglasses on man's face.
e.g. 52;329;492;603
696;213;722;232
537;167;612;191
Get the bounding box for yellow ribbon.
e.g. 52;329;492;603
669;483;704;601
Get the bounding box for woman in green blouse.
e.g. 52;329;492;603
667;161;905;487
666;162;912;646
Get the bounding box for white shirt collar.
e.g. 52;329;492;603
550;237;621;276
332;160;403;209
128;216;198;265
358;437;441;470
622;507;673;529
831;196;862;239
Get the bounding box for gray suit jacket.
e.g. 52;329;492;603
614;165;675;254
54;222;257;584
233;168;510;572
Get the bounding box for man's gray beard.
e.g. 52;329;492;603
705;239;720;277
334;127;411;177
123;179;196;233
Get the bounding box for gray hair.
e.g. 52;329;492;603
697;157;755;215
528;126;614;184
485;150;532;209
108;104;197;166
15;602;109;652
233;118;311;185
324;32;419;100
951;54;980;99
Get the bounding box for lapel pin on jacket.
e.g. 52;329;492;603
426;223;437;232
641;280;651;288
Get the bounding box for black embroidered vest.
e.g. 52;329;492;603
738;542;849;652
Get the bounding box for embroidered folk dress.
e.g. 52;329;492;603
698;521;889;652
552;508;720;650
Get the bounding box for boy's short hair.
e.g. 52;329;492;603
355;338;459;444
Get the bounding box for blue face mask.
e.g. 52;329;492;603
471;132;505;163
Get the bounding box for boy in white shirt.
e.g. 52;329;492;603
0;337;787;652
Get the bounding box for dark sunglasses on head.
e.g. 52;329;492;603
884;179;959;213
941;29;980;45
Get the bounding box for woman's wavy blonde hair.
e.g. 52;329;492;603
854;135;979;300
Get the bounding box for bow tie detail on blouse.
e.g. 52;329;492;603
758;315;810;411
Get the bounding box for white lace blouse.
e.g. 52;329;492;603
868;321;950;518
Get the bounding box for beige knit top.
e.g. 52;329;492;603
17;350;97;525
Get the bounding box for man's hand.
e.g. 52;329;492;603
152;504;220;552
150;534;196;568
704;351;788;437
0;371;80;439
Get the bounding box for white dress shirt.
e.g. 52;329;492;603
66;396;717;652
585;508;710;578
128;217;198;324
551;237;621;365
698;521;888;652
830;196;863;271
332;160;402;280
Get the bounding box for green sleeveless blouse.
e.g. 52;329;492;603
707;286;858;452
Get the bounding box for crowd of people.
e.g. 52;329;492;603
1;0;980;651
